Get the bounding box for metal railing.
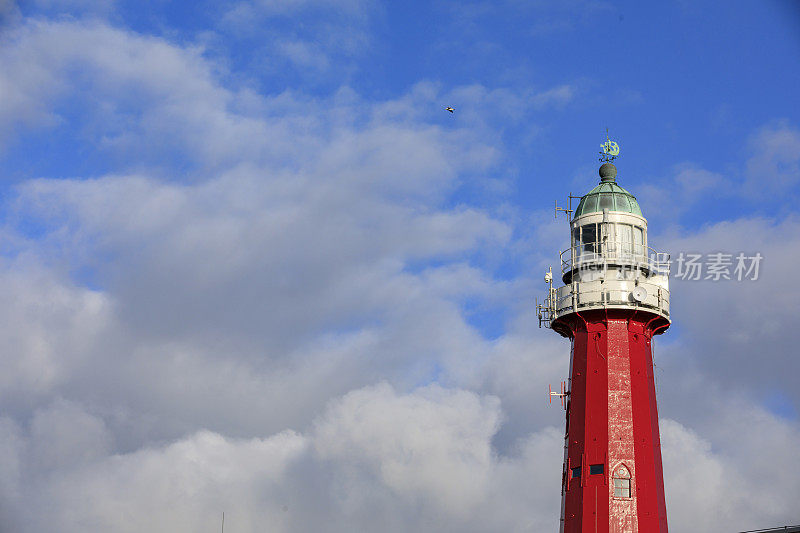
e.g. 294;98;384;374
560;243;670;276
551;285;670;317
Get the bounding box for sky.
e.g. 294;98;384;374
0;0;799;531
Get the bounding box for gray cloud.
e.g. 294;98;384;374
658;216;800;408
0;383;566;533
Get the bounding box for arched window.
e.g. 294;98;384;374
613;465;632;498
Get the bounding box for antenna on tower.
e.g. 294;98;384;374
599;128;620;162
555;198;572;219
555;194;582;221
536;267;556;328
549;381;569;410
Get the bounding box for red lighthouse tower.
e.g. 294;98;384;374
538;140;671;532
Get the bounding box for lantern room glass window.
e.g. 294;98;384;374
573;222;646;262
617;224;633;257
633;226;644;256
573;181;643;217
598;193;614;211
581;224;597;252
573;224;601;255
615;194;631;212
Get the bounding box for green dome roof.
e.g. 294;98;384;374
573;163;642;218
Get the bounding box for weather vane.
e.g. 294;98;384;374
599;128;620;162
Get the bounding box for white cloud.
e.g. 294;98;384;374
0;16;515;452
442;83;576;131
662;419;748;532
636;163;727;225
745;120;800;196
0;259;111;400
29;0;116;15
227;0;373;20
0;19;237;158
637;121;800;225
277;40;331;70
220;0;375;74
314;383;501;515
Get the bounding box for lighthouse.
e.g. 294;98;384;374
538;138;671;532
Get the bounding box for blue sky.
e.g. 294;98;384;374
8;2;800;214
0;1;799;532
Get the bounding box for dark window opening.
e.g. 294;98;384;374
589;464;604;475
571;466;581;479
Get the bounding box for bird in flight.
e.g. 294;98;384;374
445;106;454;113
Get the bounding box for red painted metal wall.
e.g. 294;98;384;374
556;309;668;533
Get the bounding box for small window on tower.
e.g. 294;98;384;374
613;478;631;498
571;466;581;479
590;464;604;475
612;465;632;498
